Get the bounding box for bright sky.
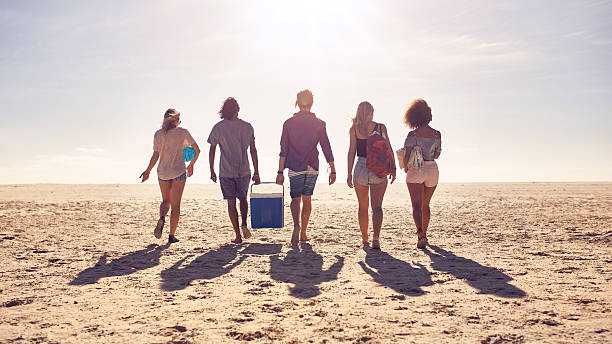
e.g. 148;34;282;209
1;0;611;184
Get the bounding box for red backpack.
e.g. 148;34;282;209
366;124;395;178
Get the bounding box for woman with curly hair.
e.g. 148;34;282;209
403;99;441;249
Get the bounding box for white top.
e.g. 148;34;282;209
153;127;196;180
288;165;319;177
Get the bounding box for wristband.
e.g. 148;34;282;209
277;171;283;174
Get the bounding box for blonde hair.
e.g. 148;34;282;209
351;101;374;134
162;108;180;132
295;89;313;109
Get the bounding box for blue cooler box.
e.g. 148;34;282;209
250;182;284;229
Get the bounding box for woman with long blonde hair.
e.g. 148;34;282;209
347;101;396;249
140;108;200;244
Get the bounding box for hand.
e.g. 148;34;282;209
210;170;217;183
187;165;194;177
389;170;396;184
276;173;284;185
329;172;336;185
347;175;353;188
252;173;261;185
139;171;149;183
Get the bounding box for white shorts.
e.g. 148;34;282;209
405;161;439;187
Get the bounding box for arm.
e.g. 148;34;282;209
404;146;414;172
139;151;159;183
319;123;335;165
276;156;286;185
319;123;336;185
347;127;357;188
208;144;217;182
403;132;415;172
277;123;288;185
434;131;442;159
249;137;260;184
381;124;396;184
328;161;336;185
186;142;200;177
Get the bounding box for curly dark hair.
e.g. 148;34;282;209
403;99;432;128
219;97;240;120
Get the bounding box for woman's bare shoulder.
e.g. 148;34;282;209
429;127;441;138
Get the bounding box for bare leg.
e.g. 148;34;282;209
227;199;242;243
290;197;301;245
354;185;370;244
238;196;248;227
290;197;301;227
158;180;172;218
422;186;437;237
369;181;388;243
407;183;425;238
300;195;312;241
169;179;186;237
237;196;251;239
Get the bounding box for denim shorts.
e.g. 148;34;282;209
353;157;387;186
158;172;187;182
219;175;251;200
289;173;318;199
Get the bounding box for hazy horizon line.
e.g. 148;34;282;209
1;181;610;186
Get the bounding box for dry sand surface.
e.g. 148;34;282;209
1;182;611;343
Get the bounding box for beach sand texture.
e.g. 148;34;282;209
1;183;610;343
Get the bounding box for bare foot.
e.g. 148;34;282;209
372;239;380;250
417;236;427;249
300;231;309;242
290;226;300;247
232;237;243;244
241;225;252;240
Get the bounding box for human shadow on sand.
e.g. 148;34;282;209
69;243;169;285
160;243;282;291
160;244;244;291
424;245;526;298
270;243;344;298
359;249;433;296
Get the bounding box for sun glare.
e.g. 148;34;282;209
248;0;369;55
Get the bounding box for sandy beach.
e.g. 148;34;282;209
0;182;610;343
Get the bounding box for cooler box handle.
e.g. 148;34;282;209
250;182;284;198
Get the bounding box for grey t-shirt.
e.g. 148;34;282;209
207;119;254;178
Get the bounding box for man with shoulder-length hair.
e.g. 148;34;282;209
276;89;336;246
209;97;260;244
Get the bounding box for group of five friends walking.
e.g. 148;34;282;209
140;90;441;249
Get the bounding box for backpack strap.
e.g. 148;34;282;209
371;123;384;137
